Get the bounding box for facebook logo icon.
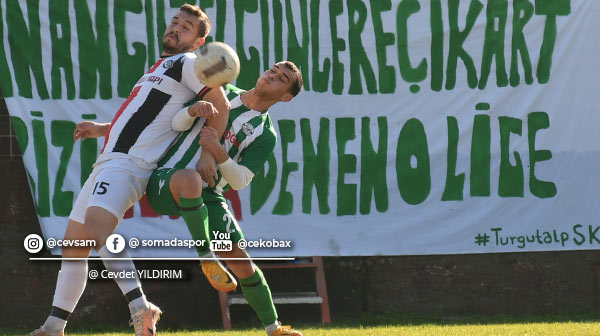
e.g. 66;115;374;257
106;234;125;254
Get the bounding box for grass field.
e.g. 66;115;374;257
4;323;600;336
6;311;600;336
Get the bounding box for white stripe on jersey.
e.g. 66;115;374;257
233;121;266;162
97;52;206;169
226;110;264;159
217;110;268;193
159;122;204;169
159;96;270;194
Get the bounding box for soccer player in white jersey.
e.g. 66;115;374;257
29;4;229;336
75;62;304;335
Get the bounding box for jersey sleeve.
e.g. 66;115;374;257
181;53;207;96
237;130;277;175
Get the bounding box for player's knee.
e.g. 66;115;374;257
226;260;255;279
84;206;117;227
83;206;118;247
62;219;93;258
171;169;203;198
223;245;255;278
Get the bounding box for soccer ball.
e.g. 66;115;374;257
194;42;240;88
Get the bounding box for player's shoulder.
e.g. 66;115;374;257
158;53;193;75
224;83;245;99
258;113;277;141
181;51;196;60
161;52;193;61
162;52;196;67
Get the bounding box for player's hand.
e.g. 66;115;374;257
188;101;219;118
73;121;109;141
196;153;218;187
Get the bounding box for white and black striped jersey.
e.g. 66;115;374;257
97;52;210;169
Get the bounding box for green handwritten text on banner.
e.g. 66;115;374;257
2;0;598;257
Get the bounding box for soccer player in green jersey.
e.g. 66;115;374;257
77;61;303;335
146;61;304;336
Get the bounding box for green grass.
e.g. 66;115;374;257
5;311;600;336
4;323;600;336
169;323;599;336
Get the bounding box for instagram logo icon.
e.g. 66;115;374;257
24;234;44;253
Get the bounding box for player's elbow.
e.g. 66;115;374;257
228;178;251;191
224;173;252;190
172;106;197;131
218;159;255;191
228;183;243;191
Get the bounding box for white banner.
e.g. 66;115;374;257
2;0;600;256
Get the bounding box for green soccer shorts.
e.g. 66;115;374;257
146;167;245;243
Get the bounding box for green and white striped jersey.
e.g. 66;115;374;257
157;84;277;202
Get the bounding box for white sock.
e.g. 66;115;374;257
128;295;150;315
199;251;216;265
42;316;67;336
265;321;280;335
43;260;88;334
98;246;149;314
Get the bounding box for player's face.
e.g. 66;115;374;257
162;11;205;55
256;63;295;101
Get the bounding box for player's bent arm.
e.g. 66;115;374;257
196;149;218;186
196;130;226;186
199;126;229;163
171;106;196;131
218;158;255;190
195;87;229;184
202;86;230;138
172;100;219;131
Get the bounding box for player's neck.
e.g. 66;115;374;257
160;48;194;57
240;89;277;113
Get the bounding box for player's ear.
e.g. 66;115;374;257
279;92;293;103
194;36;206;49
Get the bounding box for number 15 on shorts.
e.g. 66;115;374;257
92;181;110;195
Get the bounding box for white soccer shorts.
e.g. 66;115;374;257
69;158;152;224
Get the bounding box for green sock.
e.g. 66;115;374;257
179;196;210;256
240;267;278;326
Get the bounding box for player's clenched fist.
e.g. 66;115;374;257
187;101;218;118
73;121;110;141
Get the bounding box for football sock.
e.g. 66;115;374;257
240;267;278;327
43;260;88;334
124;288;149;315
98;246;149;314
265;321;281;335
179;196;211;256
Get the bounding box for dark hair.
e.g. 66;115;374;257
180;4;211;38
282;61;303;97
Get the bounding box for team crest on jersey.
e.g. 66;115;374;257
163;60;174;69
241;123;254;136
